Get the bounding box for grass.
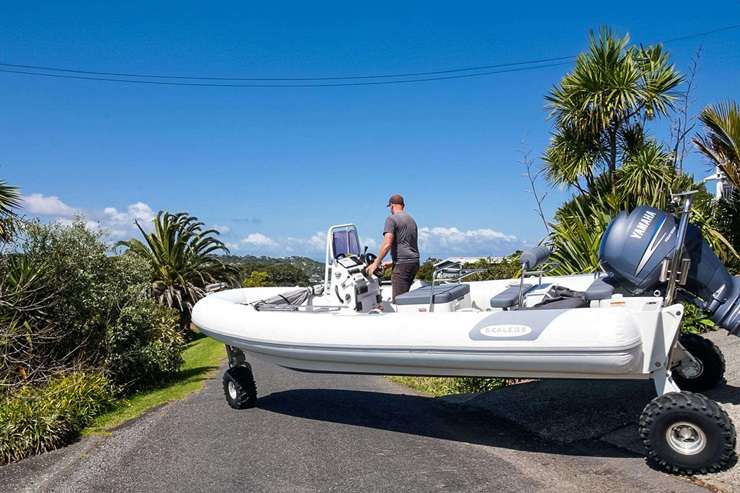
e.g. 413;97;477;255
83;336;225;434
389;376;454;396
388;376;508;397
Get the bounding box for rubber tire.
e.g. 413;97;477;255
639;392;736;474
223;365;257;409
673;334;726;392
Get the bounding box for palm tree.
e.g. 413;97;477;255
0;180;21;243
118;211;238;329
694;101;740;272
545;28;682;193
694;101;740;189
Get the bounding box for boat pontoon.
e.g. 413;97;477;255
192;193;740;474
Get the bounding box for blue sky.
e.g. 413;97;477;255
2;2;739;259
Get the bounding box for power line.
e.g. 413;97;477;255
662;23;740;43
0;61;572;87
0;23;737;88
0;55;576;81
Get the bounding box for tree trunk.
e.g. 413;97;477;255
608;125;618;194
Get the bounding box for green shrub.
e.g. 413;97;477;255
715;189;740;275
2;220;185;392
3;222;154;385
680;303;717;335
0;371;114;464
106;300;184;388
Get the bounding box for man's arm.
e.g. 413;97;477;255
367;232;393;275
377;232;393;262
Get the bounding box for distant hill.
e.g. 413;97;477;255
221;255;325;286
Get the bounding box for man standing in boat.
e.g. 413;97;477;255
366;194;420;301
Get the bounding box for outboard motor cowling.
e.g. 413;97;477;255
599;205;740;335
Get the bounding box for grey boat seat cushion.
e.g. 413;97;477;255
490;284;534;308
395;283;470;305
584;277;615;301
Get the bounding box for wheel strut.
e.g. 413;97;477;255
225;344;247;368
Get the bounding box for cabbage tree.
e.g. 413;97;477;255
545;28;682;193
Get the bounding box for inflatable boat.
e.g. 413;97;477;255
192;193;740;474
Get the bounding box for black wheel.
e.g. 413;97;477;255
673;334;726;392
639;392;736;474
223;365;257;409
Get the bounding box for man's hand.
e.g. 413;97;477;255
367;232;394;276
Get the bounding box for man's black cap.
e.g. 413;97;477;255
387;194;405;206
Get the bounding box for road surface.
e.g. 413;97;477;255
1;357;708;492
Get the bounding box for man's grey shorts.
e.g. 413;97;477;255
392;261;420;301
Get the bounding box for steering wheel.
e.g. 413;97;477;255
363;252;384;277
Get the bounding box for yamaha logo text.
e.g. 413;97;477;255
630;210;656;239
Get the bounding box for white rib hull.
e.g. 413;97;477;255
191;278;683;380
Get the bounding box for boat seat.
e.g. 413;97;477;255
490;284;534;309
395;283;470;305
584;277;615;301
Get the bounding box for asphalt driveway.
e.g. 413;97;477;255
0;353;709;493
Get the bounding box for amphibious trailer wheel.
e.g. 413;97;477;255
639;392;736;474
673;334;726;392
223;365;257;409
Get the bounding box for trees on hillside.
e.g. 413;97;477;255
233;257;313;287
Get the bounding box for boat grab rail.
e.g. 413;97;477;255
253;304;343;313
428;259;486;312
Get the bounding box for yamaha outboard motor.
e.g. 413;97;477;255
599;203;740;335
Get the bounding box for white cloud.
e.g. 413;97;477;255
307;232;325;251
21;192;158;240
361;236;377;249
241;233;277;247
99;202;155;238
103;202;154;226
19;191;524;259
21;193;77;217
419;226;520;257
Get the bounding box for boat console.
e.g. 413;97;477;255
331;254;382;311
323;224;382;312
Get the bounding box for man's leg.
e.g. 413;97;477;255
392;261;420;302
